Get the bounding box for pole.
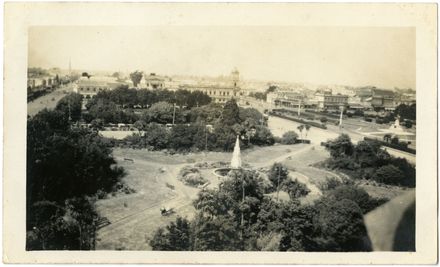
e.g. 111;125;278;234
172;103;176;125
339;106;343;129
298;100;301;117
240;171;245;243
205;126;208;151
241;171;245;226
68;100;72;122
276;166;281;201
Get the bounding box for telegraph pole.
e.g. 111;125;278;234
172;103;176;125
276;165;281;202
339;105;344;130
68;99;72;122
205;125;208;151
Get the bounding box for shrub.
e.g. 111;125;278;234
320;116;328;123
326;185;371;214
327;157;358;170
268;163;289;191
281;131;299;144
179;167;207;187
373;164;406;186
282;179;310;199
404;120;413;128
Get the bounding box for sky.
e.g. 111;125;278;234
29;26;415;89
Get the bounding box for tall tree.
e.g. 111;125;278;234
221;99;241;126
129;71;143;87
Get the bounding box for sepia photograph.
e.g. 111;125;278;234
3;2;437;264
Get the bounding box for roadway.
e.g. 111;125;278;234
27;83;75;117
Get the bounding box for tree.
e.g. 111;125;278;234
55;93;83;121
268;163;289;193
353;140;390;168
251;125;275;146
282;179;310;199
374;164;406;185
326;134;354;158
150;217;191;251
129;71;143;87
133;120;147;131
394;104;416;121
281;131;298;144
81;72;91;79
279;201;318;251
221;99;241;126
192;214;241;251
389;157;416;187
383;134;392;143
304;125;311;139
27;110;125;250
314;198;370;251
188;103;223;124
193;189;234;218
297;125;304;140
143;123;170;149
239;108;263;127
326;185;371;214
403;120;413;128
169;124;199;151
143;101;174;124
90;119;105;130
112;72;121;79
212;123;239;151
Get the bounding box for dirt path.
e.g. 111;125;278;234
96;144;326;250
96;161;198;250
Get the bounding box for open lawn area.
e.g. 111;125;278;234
96;143;311;250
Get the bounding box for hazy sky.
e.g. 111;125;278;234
29;26;415;89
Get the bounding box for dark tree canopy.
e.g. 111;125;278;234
27;109;124;250
129;71;143;87
221;99;241;126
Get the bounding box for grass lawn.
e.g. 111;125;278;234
95;143;312;250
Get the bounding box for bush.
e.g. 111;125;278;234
326;185;372;214
281;131;299;144
282;179;310;199
373;164;406;185
317;176;353;191
320;116;328;123
327;157;358;170
179;167;207;187
268;163;289;191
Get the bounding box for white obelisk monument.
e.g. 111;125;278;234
230;136;242;169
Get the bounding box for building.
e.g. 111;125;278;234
27;76;57;92
142;73;167;90
396;93;416;106
355;87;396;110
178;69;243;104
181;84;242;104
314;89;348;110
74;76;128;99
266;90;305;109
